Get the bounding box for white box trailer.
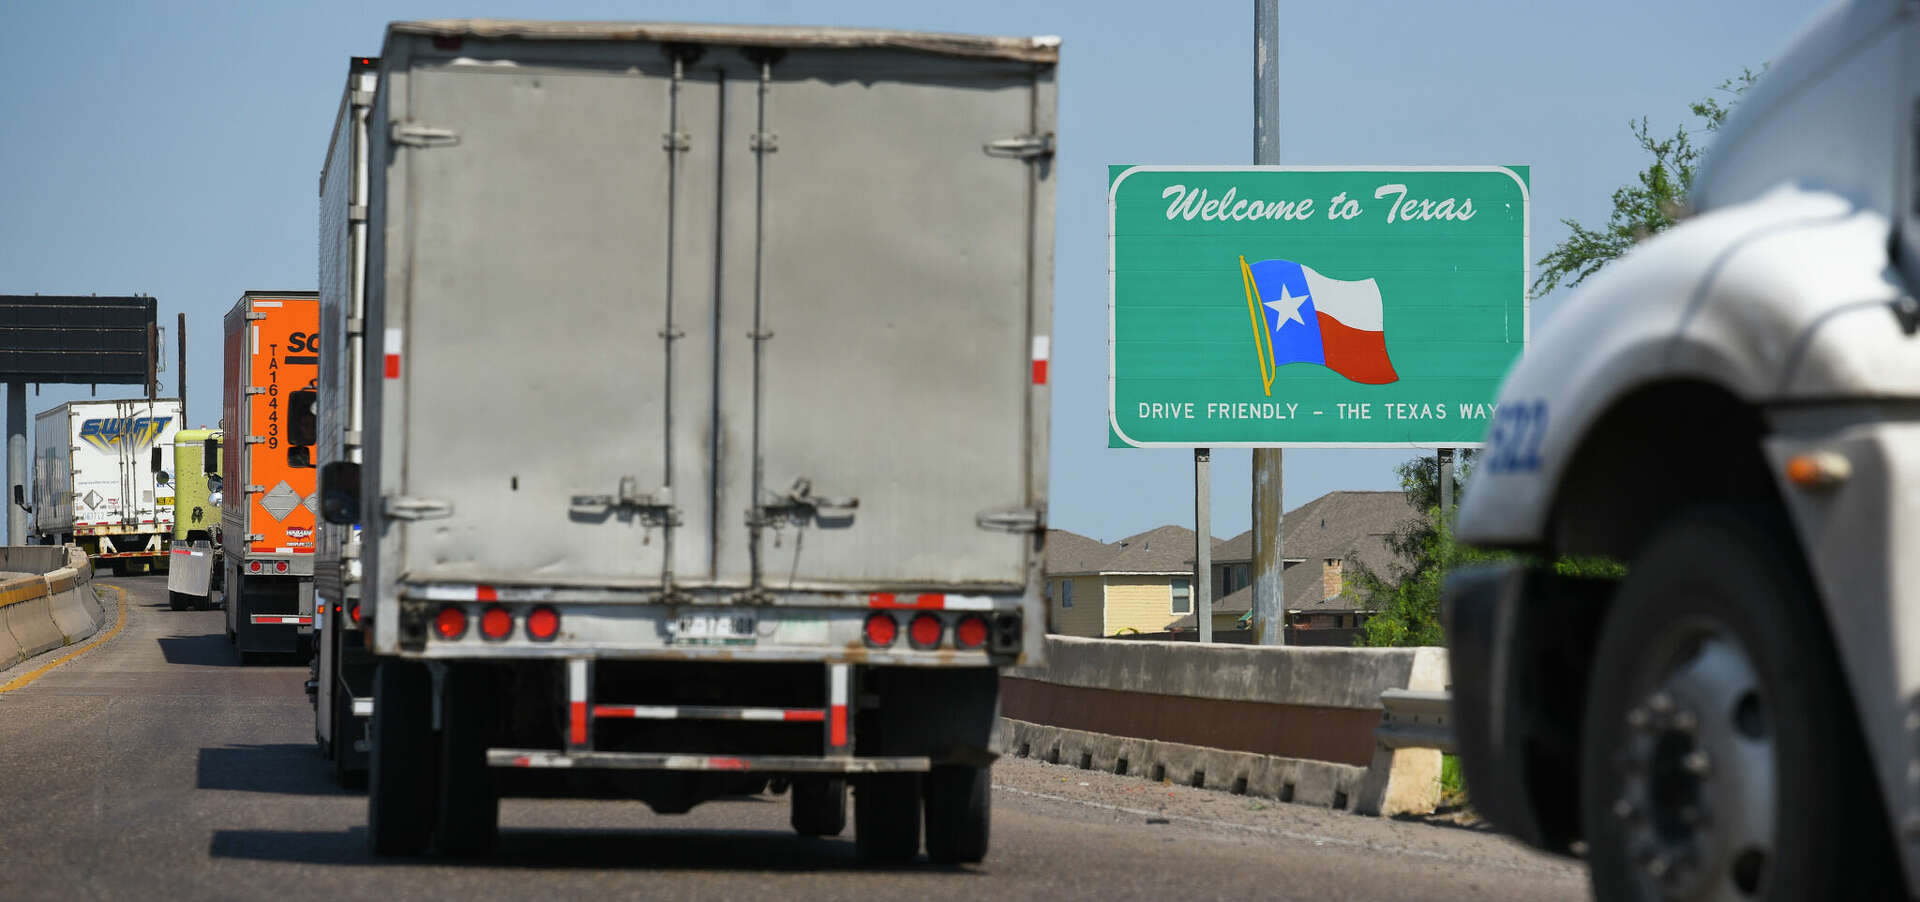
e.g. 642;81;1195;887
311;54;379;785
327;19;1056;860
31;398;182;572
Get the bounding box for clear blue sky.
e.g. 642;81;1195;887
0;0;1823;543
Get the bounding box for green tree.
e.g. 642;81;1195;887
1531;69;1760;298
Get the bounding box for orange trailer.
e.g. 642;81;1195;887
221;290;321;661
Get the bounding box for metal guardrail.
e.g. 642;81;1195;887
1375;688;1455;754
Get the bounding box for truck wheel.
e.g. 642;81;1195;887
790;777;846;837
432;666;499;856
1580;505;1896;900
923;765;990;864
369;660;439;856
855;774;921;862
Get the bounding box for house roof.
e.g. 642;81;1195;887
1043;529;1114;575
1044;524;1226;576
1167;490;1420;627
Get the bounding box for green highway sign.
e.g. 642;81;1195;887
1108;166;1529;448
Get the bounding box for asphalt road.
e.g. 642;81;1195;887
0;576;1587;901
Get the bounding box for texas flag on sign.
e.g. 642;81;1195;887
1240;256;1398;390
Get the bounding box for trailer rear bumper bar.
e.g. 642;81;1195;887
487;750;930;773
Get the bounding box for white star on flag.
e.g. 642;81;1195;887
1265;284;1312;326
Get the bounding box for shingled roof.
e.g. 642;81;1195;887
1043;525;1227;576
1169;490;1420;626
1044;529;1115;576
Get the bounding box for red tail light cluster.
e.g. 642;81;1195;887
432;604;562;642
864;612;991;651
349;603;362;626
248;561;261;573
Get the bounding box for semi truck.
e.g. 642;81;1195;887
311;55;379;786
27;398;182;574
165;428;222;611
221;291;321;662
322;20;1056;860
1444;0;1920;896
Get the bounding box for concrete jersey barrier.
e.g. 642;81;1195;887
0;546;101;678
1001;636;1448;816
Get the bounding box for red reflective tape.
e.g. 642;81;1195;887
171;549;190;556
783;709;826;723
569;700;588;745
476;586;498;602
512;756;532;768
384;354;401;379
868;593;943;610
829;705;848;747
1031;359;1048;385
709;757;748;770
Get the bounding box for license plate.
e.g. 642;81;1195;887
671;610;758;646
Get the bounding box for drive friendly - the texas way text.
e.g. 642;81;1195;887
1134;401;1503;421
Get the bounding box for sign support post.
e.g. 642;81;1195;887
1252;0;1286;645
1196;447;1213;643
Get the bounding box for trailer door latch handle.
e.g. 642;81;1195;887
383;495;455;521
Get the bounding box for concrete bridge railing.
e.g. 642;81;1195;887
1000;636;1449;816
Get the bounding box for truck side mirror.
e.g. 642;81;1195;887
320;461;361;525
204;437;219;475
151;447;162;473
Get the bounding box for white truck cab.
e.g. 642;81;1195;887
1446;0;1920;897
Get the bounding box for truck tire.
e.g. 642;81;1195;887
432;666;499;856
923;765;990;864
1580;505;1897;900
790;776;846;837
369;660;438;856
855;774;921;862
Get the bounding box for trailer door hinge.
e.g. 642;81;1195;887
662;132;691;152
246;435;267;444
245;387;266;396
976;506;1044;533
984;133;1055;160
750;131;779;153
348;204;368;223
352;89;374;107
245;485;265;494
247;534;265;542
346;317;365;336
246;312;268;321
383;495;455;521
390;122;460;148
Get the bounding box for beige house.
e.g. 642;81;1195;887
1041;525;1223;638
1173;490;1420;637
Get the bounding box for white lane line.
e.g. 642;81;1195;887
992;784;1577;877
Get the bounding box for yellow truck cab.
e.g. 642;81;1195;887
165;429;222;611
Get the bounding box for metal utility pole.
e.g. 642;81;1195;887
7;381;23;546
1438;448;1453;514
177;313;187;419
1251;0;1287;645
1195;447;1213;643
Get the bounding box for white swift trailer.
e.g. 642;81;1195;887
326;20;1057;861
30;398;182;573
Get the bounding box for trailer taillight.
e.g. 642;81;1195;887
954;615;988;650
434;605;468;640
908;614;943;649
864;612;897;647
275;561;288;574
526;606;559;641
480;605;512;641
248;561;262;573
349;603;361;626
